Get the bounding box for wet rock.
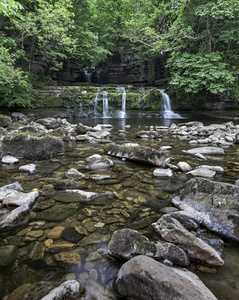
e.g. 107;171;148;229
114;255;218;300
25;230;44;242
54;249;83;267
153;168;173;178
167;211;198;230
2;134;64;160
6;281;57;300
136;130;160;139
41;280;83;300
0;245;18;267
152;215;224;266
46;226;65;240
86;158;114;170
65;168;85;179
74;123;89;134
23;241;46;267
3;190;39;207
62;227;84;243
187;168;216;178
88;130;110;139
177;162;192;172
86;154;102;163
54;179;80;190
0;204;30;228
105;143;168;167
0;114;12;127
155;242;189;267
46;241;77;254
186;147;224;156
1;155;19;164
36;117;62;129
171;178;239;242
19;164;36;173
11;112;28;122
108;228;156;260
196;165;224;174
35;203;79;222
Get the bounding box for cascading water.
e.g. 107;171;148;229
83;69;92;83
94;87;100;115
117;87;126;118
102;91;109;117
159;89;182;119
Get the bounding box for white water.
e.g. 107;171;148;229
159;89;182;119
84;69;92;83
94;87;100;115
117;87;126;118
102;91;109;117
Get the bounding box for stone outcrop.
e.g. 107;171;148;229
171;178;239;242
2;133;64;160
105;143;168;167
114;255;218;300
152;215;224;267
108;228;156;260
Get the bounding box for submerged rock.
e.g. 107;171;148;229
0;245;18;267
114;255;218;300
105;143;168;167
171;178;239;242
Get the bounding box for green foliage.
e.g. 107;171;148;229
0;0;23;17
167;52;235;94
0;46;33;107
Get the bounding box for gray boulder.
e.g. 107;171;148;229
114;255;218;300
2;133;64;160
105;143;168;167
136;130;160;139
155;242;189;267
186;147;224;156
36;117;62;129
171;178;239;242
153;168;173;178
152;215;224;266
187;167;216;178
108;228;156;260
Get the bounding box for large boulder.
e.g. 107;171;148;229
108;228;156;260
1;133;64;160
105;143;168;167
114;255;218;300
171;178;239;242
152;215;224;267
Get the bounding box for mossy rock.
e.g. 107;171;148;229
35;203;80;222
0;114;12;127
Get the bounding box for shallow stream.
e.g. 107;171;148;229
0;114;239;299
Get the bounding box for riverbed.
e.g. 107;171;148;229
0;114;239;299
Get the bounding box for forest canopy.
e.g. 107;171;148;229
0;0;238;107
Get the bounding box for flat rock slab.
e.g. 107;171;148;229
186;147;224;156
114;255;218;300
105;143;167;166
171;178;239;242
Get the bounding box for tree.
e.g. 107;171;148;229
122;0;239;97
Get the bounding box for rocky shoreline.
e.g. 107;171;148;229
0;113;239;299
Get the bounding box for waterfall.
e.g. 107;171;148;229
102;91;109;117
94;87;100;115
84;69;92;83
118;87;126;118
159;89;182;119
